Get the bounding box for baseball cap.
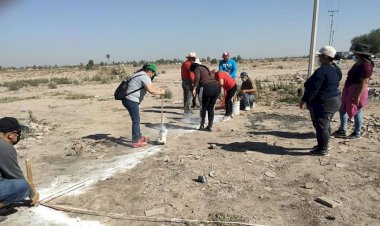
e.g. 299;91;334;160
146;64;158;74
186;52;197;58
240;72;248;78
222;52;230;57
318;46;336;58
0;117;25;133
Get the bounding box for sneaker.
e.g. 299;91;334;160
131;140;148;148
141;136;150;143
244;106;251;111
199;125;205;131
348;132;361;139
333;129;347;137
204;125;213;132
310;149;329;156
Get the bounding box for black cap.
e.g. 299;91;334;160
0;117;22;133
240;72;248;78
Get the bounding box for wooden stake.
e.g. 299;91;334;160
25;159;38;206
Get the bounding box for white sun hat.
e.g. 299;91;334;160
186;52;197;58
318;46;336;58
194;57;202;65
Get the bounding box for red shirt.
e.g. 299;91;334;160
215;71;236;90
181;60;195;82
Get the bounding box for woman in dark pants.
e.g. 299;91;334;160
300;46;342;156
191;59;221;131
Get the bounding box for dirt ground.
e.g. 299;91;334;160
0;59;379;226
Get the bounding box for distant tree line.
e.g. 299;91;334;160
351;28;380;54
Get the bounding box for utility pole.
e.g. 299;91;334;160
328;10;339;46
307;0;319;78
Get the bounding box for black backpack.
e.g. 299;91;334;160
114;74;144;100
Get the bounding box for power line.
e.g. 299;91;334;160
328;9;339;46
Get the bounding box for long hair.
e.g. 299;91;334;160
190;63;211;75
135;64;148;73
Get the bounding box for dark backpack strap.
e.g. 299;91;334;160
125;74;145;96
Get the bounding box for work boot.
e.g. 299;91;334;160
310;148;329;156
199;125;205;131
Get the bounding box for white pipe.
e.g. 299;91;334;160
307;0;319;78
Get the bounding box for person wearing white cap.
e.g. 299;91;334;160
181;52;197;114
300;46;342;156
219;52;238;79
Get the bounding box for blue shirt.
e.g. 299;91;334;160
302;63;342;104
219;59;238;79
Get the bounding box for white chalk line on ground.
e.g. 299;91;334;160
27;114;231;225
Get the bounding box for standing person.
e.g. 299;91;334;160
239;72;257;110
300;46;342;156
122;64;165;148
191;59;221;131
212;70;237;118
0;117;39;212
335;43;374;138
219;52;238;79
181;52;196;114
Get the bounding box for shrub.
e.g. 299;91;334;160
48;83;57;89
163;89;172;99
50;77;72;85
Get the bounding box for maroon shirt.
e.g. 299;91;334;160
345;62;373;88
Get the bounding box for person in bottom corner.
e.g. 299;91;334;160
212;70;237;118
0;117;39;212
300;45;342;156
335;43;374;139
121;64;165;148
191;58;221;132
238;72;257;110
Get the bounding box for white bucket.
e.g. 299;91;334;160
232;101;240;116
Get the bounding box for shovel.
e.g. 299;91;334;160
157;95;167;144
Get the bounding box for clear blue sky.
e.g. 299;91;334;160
0;0;379;67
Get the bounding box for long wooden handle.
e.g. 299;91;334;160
161;96;163;129
25;159;34;186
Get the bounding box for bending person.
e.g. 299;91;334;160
191;58;221;131
121;64;165;148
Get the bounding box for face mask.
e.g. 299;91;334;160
352;55;359;63
11;132;21;145
241;77;247;82
151;74;156;81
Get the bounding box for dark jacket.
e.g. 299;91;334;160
302;63;342;105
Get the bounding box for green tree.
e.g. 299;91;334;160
210;58;218;64
351;28;380;54
106;54;110;64
86;60;94;70
99;61;105;66
0;65;2;71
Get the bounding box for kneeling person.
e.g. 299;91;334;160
0;117;39;209
239;72;257;110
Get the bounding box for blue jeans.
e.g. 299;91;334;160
339;108;363;134
182;80;193;114
0;179;29;205
122;99;141;142
240;93;255;109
